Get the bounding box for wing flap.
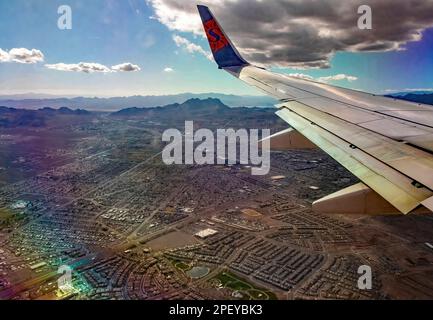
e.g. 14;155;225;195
280;101;433;191
422;196;433;212
276;105;433;214
260;128;317;150
313;182;401;215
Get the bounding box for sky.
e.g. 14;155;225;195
0;0;433;97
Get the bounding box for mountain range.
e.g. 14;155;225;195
0;106;91;128
1;90;432;112
0;98;281;128
0;93;277;111
386;92;433;105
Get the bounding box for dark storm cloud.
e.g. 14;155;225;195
150;0;433;68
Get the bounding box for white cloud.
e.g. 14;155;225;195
112;62;141;72
0;48;44;64
288;73;358;83
46;62;141;73
0;49;9;62
317;74;358;83
172;35;213;61
150;0;203;35
45;62;112;73
288;73;314;81
384;88;433;93
164;67;174;72
148;0;433;69
45;63;80;72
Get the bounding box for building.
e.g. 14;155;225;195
195;228;218;239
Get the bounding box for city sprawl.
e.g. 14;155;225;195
1;99;433;300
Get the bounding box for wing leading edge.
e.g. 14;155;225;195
197;5;433;215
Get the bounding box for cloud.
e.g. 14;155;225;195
150;0;203;34
317;74;358;82
172;35;213;61
289;73;358;83
0;48;44;64
148;0;433;69
112;62;141;72
0;49;9;62
45;62;113;73
288;73;314;81
46;62;141;73
164;67;174;72
384;88;433;93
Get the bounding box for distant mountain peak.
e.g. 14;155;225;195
181;97;228;109
111;98;230;117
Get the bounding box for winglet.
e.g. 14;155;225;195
197;5;249;69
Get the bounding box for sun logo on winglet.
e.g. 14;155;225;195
204;19;229;53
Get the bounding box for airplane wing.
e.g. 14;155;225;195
197;5;433;215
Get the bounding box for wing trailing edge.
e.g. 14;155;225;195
313;183;401;215
260;128;317;150
313;183;432;215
